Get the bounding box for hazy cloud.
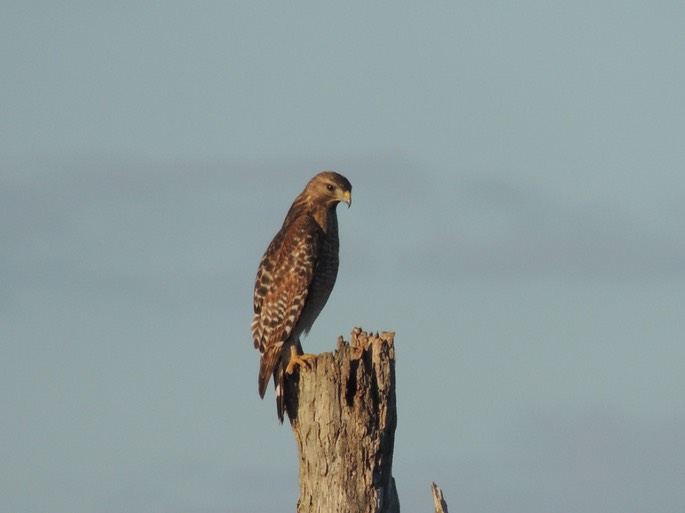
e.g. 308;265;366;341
399;176;685;281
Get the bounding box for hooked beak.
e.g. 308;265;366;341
341;190;351;208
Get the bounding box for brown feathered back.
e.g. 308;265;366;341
251;171;352;421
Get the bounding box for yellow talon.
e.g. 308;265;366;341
285;345;316;375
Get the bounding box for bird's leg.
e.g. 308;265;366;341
285;344;316;375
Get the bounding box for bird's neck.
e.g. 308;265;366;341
312;204;337;234
285;197;337;234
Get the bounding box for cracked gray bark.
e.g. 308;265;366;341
285;328;399;513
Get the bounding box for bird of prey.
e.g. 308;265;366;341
251;171;352;422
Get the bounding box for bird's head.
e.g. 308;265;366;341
307;171;352;208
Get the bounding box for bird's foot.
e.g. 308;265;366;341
285;346;316;375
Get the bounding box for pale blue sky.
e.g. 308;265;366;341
2;2;684;512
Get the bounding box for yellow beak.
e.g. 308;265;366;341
341;190;352;207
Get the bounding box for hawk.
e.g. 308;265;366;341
251;171;352;422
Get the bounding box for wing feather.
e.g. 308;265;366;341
251;215;322;397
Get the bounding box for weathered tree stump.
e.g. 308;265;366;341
282;328;451;513
431;483;449;513
285;328;400;513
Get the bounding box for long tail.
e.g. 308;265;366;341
258;345;280;398
274;364;286;423
258;345;287;423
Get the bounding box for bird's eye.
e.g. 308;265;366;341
326;184;335;192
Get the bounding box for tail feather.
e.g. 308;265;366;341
258;346;280;398
274;365;285;423
258;345;287;423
